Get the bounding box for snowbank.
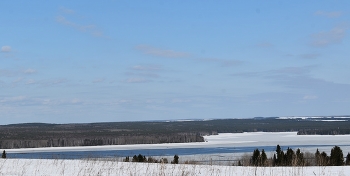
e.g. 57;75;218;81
0;159;349;176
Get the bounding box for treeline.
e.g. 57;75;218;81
298;129;350;135
0;133;203;149
123;154;179;164
238;145;350;167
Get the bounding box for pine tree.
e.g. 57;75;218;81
172;154;179;164
124;156;129;162
132;155;138;162
320;151;329;166
346;153;350;165
275;145;284;166
285;148;295;166
260;149;267;166
1;150;6;159
296;148;304;166
252;149;260;166
137;154;145;162
330;146;344;166
315;149;321;166
272;154;277;166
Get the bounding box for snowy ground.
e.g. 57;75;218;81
0;158;349;176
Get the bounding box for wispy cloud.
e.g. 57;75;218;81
256;42;273;48
303;95;318;100
0;96;26;103
70;98;82;104
311;24;348;47
0;68;37;78
132;65;162;71
124;78;150;83
59;6;75;14
314;11;342;18
23;69;37;74
197;58;242;67
136;44;243;68
230;65;329;91
26;79;37;85
300;54;319;60
136;45;190;58
56;7;104;37
124;64;162;83
92;78;105;83
1;46;11;53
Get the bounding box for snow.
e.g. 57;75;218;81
0;158;349;176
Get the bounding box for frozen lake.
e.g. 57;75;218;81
6;132;350;161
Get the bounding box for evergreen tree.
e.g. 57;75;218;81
285;148;295;166
260;149;267;166
172;154;179;164
330;146;344;166
137;154;145;162
272;154;277;166
132;155;138;162
315;149;321;166
275;145;284;166
252;149;260;166
1;150;6;159
296;148;304;166
320;151;329;166
346;153;350;165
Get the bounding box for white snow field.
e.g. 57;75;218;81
0;158;350;176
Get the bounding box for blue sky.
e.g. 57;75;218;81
1;1;350;124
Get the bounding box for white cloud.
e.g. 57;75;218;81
56;16;100;35
0;96;26;103
197;58;242;67
71;98;82;104
303;95;318;100
59;6;75;14
56;7;104;37
23;69;37;74
136;45;190;58
1;46;11;52
136;44;242;68
92;78;105;83
132;65;161;71
125;78;149;83
311;25;348;47
26;79;37;85
256;42;273;48
314;11;342;18
171;98;191;103
300;54;319;60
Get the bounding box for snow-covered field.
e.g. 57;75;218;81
3;132;350;175
0;158;349;176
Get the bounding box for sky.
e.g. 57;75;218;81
1;1;350;124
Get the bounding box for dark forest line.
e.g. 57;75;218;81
0;117;350;149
